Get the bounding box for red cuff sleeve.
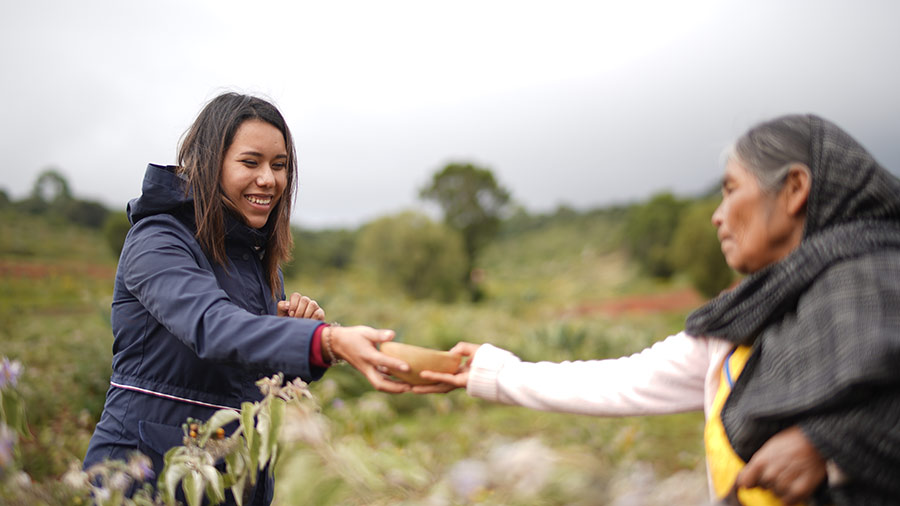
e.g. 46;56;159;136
309;323;330;369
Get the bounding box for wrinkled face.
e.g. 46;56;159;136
220;119;288;229
712;159;802;274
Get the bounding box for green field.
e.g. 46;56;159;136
1;209;710;505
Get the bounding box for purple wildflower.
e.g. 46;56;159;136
0;357;23;389
128;453;155;481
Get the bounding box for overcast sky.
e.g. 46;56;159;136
1;0;898;228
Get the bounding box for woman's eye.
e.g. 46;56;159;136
272;163;287;170
241;159;258;167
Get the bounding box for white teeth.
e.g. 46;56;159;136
246;195;272;205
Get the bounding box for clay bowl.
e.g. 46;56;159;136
379;341;461;385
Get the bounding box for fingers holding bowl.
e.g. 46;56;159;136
412;370;468;393
378;342;462;386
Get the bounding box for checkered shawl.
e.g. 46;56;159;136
685;115;900;499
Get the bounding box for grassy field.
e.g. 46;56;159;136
1;209;710;504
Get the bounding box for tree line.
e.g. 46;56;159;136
2;165;733;300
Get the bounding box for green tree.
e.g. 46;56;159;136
355;211;467;302
65;199;110;229
623;192;686;278
419;162;510;297
283;228;357;279
33;169;72;209
670;199;734;298
103;211;132;257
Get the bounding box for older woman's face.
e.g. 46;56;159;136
712;160;804;274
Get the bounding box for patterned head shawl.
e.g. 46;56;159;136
685;115;900;500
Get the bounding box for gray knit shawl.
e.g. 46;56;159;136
685;115;900;498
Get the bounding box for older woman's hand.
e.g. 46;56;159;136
326;325;411;393
277;292;325;321
412;342;482;394
736;425;826;505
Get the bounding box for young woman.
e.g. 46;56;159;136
417;115;900;506
83;92;410;504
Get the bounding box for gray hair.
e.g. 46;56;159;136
726;114;813;193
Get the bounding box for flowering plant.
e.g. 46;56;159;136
0;357;27;476
156;373;318;506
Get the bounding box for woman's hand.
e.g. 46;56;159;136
277;292;325;321
412;342;482;394
736;425;826;505
327;325;411;393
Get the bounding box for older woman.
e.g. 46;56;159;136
416;115;900;505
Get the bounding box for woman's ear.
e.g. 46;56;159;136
783;164;812;216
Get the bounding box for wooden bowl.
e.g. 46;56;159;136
379;341;461;385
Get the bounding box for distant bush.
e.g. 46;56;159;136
64;199;110;229
284;228;357;279
623;193;687;278
670;199;734;298
355;211;467;301
103;211;131;258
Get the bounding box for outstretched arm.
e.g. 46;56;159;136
417;332;713;418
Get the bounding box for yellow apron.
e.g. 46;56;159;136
704;346;803;506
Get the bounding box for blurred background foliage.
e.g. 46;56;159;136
1;164;732;504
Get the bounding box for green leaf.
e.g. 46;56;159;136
162;462;190;505
1;389;28;436
199;409;241;446
107;490;125;506
256;405;271;469
266;398;285;471
241;401;255;453
183;470;205;506
223;453;237;487
230;477;246;506
200;464;226;504
248;428;260;486
162;445;181;472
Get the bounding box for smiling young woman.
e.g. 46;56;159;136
83;93;411;505
177;94;298;299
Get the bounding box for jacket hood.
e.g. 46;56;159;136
127;163;272;249
127;164;193;225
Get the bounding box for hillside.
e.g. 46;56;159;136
1;209;709;505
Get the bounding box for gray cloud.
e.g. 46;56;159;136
1;0;897;228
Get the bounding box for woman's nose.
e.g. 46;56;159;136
711;202;724;228
256;165;275;187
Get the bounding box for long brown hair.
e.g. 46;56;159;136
177;92;296;299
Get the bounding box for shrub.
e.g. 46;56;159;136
623;193;686;278
65;199;110;229
103;211;132;258
354;212;467;302
284;228;357;279
669;199;733;298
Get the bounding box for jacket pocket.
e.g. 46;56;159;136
138;420;186;459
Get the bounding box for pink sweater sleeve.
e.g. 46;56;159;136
466;332;712;417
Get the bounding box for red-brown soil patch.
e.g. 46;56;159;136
567;288;704;317
0;260;115;280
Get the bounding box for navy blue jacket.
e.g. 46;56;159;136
84;164;325;503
